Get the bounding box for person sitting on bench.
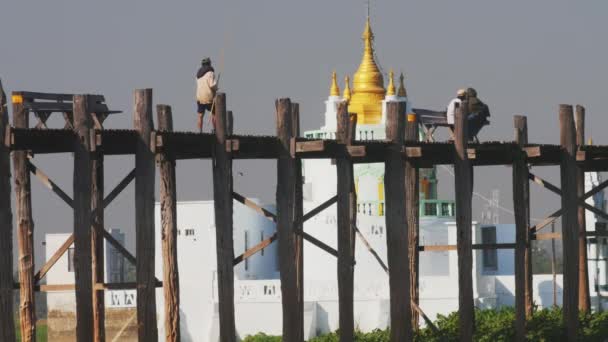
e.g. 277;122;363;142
465;87;490;140
446;88;467;125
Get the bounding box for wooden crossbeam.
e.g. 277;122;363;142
94;281;162;290
27;160;74;207
103;168;136;209
534;232;561;240
34;234;74;283
13;282;163;292
233;232;277;266
295;140;325;152
586;231;608;237
232;191;276;222
419;243;516;252
535;231;608;240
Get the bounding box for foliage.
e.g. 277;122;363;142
242;332;282;342
15;317;48;342
242;307;608;341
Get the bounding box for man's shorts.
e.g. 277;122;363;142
197;102;212;114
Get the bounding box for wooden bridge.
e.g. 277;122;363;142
0;81;606;341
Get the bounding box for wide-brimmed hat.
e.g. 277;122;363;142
457;88;466;96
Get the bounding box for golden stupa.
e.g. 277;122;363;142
330;70;340;97
348;16;386;125
343;75;352;102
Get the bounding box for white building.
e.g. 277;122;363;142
153;17;608;340
44;15;608;342
44;229;138;341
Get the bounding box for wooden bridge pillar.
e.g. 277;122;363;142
405;108;420;329
575;105;590;312
513;115;532;341
134;89;158;341
336;102;356;342
72;95;95;341
292;103;305;342
13;91;36;342
560;104;579;341
158;104;181;342
0;80;16;341
276;98;302;342
212;93;237;342
384;101;412;342
91;105;105;342
454;101;474;341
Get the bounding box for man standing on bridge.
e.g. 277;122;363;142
196;57;218;132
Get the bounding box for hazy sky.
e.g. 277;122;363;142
2;1;607;266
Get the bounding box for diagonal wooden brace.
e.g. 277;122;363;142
34;111;51;129
297;195;337;226
293;227;354;265
355;226;388;272
103;168;136;209
232;195;339;266
529;173;608;228
233;232;277;266
28;160;74;207
34;234;75;283
232;191;277;222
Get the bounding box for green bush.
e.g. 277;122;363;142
242;332;282;342
241;307;608;341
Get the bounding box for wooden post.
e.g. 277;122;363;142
157;104;180;342
0;80;16;342
133;88;158;341
72;95;95;341
227;110;234;136
405;108;420;330
212;93;236;342
513;115;531;341
276;98;301;342
454;101;474;341
13;91;36;342
575;105;590;312
91;111;105;342
336;102;356;342
559;104;579;341
292;103;305;342
384;101;412;342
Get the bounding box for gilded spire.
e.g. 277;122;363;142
352;16;384;95
348;15;386;124
343;75;352;102
330;70;340;97
386;69;396;96
398;72;407;97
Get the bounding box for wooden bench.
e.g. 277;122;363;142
13;91;121;129
413;108;487;143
